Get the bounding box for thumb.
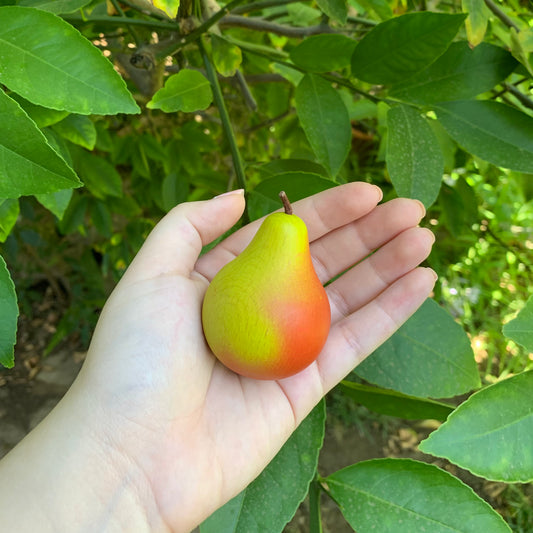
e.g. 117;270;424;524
122;190;245;283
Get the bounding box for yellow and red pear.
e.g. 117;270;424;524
201;192;331;380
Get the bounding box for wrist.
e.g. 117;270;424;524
0;374;169;533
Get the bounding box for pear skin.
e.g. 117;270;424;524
201;193;331;380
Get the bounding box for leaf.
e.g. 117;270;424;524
339;381;454;421
248;172;336;220
0;255;18;369
0;89;81;198
510;27;533;77
152;0;179;18
8;93;69;127
161;172;189;212
355;0;392;21
211;34;242;77
386;105;444;208
315;0;347;24
200;400;326;533
53;114;97;150
325;458;512;532
419;371;533;483
290;34;357;73
0;199;20;242
18;0;93;14
434;100;533;173
75;151;122;199
147;69;213;112
356;299;480;398
35;189;73;220
90;200;112;238
351;12;467;85
502;294;533;352
0;6;139;115
390;42;518;105
295;74;351;177
462;0;490;47
256;159;327;179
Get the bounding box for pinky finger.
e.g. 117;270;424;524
317;267;438;394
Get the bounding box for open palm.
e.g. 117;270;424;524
78;183;436;532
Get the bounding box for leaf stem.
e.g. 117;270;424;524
62;14;179;30
309;473;323;533
108;0;141;44
199;38;247;194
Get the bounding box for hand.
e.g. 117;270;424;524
0;183;436;533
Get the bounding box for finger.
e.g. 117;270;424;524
196;182;382;280
121;190;245;283
327;226;435;322
319;266;437;393
278;266;437;423
311;198;426;283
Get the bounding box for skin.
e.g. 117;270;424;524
0;183;436;532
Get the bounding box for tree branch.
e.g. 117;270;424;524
219;15;334;37
483;0;520;31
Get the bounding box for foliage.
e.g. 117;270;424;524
1;0;533;530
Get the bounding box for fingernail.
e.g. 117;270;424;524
373;185;383;202
214;189;245;199
426;267;438;281
414;199;426;218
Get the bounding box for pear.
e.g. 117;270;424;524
202;192;331;380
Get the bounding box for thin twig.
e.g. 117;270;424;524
199;38;248;196
483;0;520;31
232;0;303;15
503;82;533;111
219;15;334;37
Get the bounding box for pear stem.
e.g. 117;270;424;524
279;191;293;215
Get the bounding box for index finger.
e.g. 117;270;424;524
196;182;382;278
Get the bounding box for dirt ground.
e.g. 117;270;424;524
1;284;530;532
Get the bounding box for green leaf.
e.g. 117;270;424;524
57;193;88;234
434;100;533;173
290;34;356;73
248;172;336;220
211;34;242;77
339;381;454;421
147;69;213;112
390;42;518;105
53;114;97;150
325;458;512;532
0;255;18;369
152;0;179;18
386;105;444;208
161;172;189;212
90;200;112;238
295;74;351;177
0;199;20;242
315;0;347;24
18;0;92;14
0;89;81;198
8;93;69;127
419;371;533;483
0;6;139;115
462;0;490;47
510;27;533;77
75;151;122;199
351;12;466;85
200;400;326;533
35;189;73;220
355;0;392;21
502;294;533;352
256;159;327;179
356;299;481;398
